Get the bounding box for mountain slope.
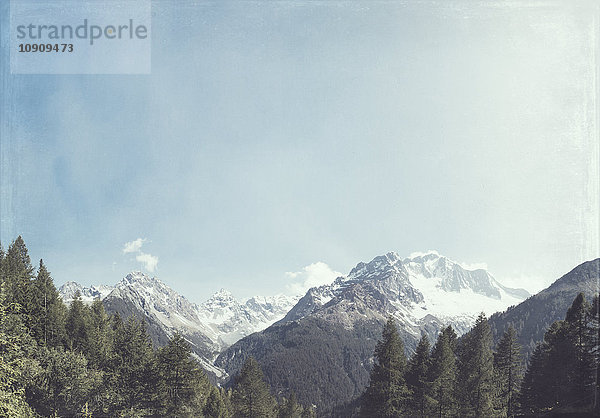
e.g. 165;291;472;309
216;251;529;413
58;272;299;378
488;258;600;359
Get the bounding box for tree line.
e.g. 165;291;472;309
0;236;313;417
360;293;599;417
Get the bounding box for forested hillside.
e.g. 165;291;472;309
1;236;597;417
0;236;314;417
488;259;599;360
356;294;599;417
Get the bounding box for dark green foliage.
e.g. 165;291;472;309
519;292;600;415
26;346;102;416
519;342;547;413
0;283;36;417
28;260;67;348
157;332;212;416
204;386;231;417
565;292;595;406
108;315;159;414
361;317;409;417
493;326;522;417
66;291;90;352
489;259;599;361
232;356;277;417
405;334;431;417
278;391;303;418
428;326;457;418
216;317;382;415
457;313;495;417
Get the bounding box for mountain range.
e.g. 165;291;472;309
58;252;599;414
58;251;530;385
214;251;531;412
59;272;299;378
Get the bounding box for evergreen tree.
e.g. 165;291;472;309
493;326;522;417
0;284;36;417
109;315;159;415
457;313;495;417
231;356;277;418
204;386;230;418
27;346;102;416
429;326;457;418
361;317;409;417
406;334;431;417
278;391;303;418
28;260;67;347
65;291;90;352
565;292;594;407
3;237;34;321
157;332;211;416
519;342;548;414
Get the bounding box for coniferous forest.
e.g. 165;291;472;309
1;236;598;417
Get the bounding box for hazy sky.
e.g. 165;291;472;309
1;1;598;302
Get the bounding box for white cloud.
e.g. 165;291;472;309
122;238;158;272
285;262;342;295
136;252;159;272
122;238;145;254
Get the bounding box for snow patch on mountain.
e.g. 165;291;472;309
58;272;300;353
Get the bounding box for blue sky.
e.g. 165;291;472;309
1;1;598;301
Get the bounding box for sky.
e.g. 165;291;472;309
1;0;599;302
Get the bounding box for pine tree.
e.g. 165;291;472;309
406;334;431;417
278;391;303;418
65;291;90;352
157;332;211;416
429;326;457;418
231;356;277;418
0;284;36;417
3;237;34;321
361;317;409;417
110;315;160;415
204;386;230;418
28;346;102;416
519;342;548;414
28;260;67;347
565;292;595;407
493;326;522;417
457;313;495;417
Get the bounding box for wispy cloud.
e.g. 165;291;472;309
122;238;158;272
136;252;159;272
285;262;342;295
123;238;145;254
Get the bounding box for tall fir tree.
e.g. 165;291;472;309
565;292;595;407
204;386;230;418
109;315;159;415
0;283;36;417
428;326;457;418
277;391;303;418
457;313;495;417
3;237;35;324
157;332;212;416
65;291;90;353
493;326;522;417
28;260;67;348
406;334;431;417
519;342;549;414
231;356;277;418
361;317;409;417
